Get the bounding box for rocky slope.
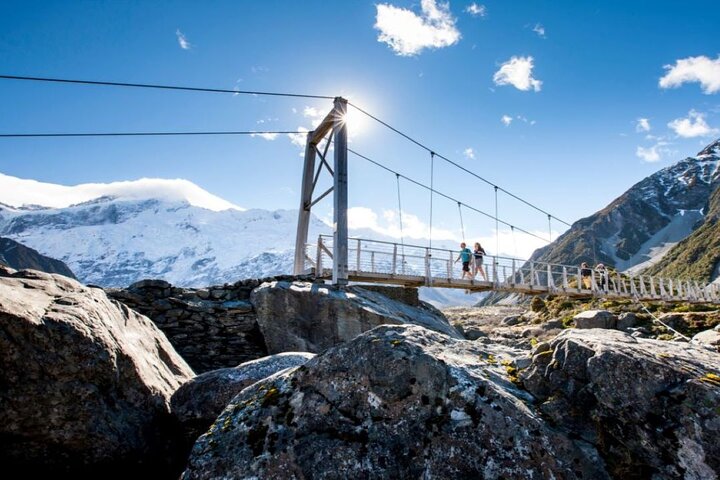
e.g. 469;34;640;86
182;324;719;479
0;236;76;278
528;139;720;275
643;163;720;282
0;266;194;477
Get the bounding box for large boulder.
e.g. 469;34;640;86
171;352;314;442
182;325;608;479
0;267;195;477
573;309;617;329
692;329;720;351
250;281;462;353
521;329;720;479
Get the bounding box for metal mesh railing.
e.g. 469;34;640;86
304;235;720;303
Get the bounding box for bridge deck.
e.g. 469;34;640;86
305;235;720;304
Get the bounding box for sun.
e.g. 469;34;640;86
340;99;371;138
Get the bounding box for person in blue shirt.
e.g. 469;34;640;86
455;242;473;280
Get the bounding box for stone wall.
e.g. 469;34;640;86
107;277;305;373
108;277;420;374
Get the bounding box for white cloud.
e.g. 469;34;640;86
659;55;720;94
288;127;310;147
0;173;242;211
636;118;651;132
374;0;461;56
667;110;719;138
532;23;545;38
303;106;319;117
348;207;456;241
636;145;661;162
493;56;542;92
465;3;486;17
463;148;475;159
636;141;672;163
176;29;191;50
251;132;279;141
501;115;513;126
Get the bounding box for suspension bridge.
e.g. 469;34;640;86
2;74;718;304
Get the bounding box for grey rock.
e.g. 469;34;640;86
501;315;521;326
532;341;552;356
250;281;462;354
573;309;617;329
616;312;638;330
513;356;532;370
182;325;609;479
521;329;720;479
657;313;690;331
463;326;487;340
129;278;172;289
171;352;314;443
0;268;194;475
543;318;564;330
692;329;720;350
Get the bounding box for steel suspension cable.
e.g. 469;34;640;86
395;173;405;255
429;151;435;250
0;74;335;100
494;186;499;258
347;102;572;228
0;130;308;138
457;202;466;242
347;147;550;244
548;214;552;243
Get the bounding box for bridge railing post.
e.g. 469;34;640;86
391;244;397;276
424;249;432;286
546;264;554;291
529;262;535;287
316;235;324;276
356;239;361;274
576;267;582;293
447;251;453;280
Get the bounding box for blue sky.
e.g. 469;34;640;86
1;0;719;255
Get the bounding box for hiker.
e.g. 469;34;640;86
595;263;607;289
455;242;473;280
580;262;592;289
473;242;487;281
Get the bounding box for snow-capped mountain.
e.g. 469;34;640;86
528;138;720;276
0;173;477;307
0;197;327;287
0;173;325;286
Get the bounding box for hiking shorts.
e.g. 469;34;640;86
462;261;470;272
474;257;483;268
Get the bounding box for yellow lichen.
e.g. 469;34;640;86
699;373;720;387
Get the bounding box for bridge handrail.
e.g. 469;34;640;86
305;235;719;303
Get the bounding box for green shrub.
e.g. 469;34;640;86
531;296;546;312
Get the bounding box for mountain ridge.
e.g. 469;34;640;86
527;138;720;277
